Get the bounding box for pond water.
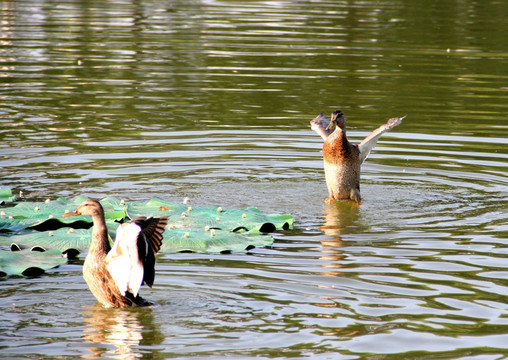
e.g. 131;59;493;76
1;0;508;358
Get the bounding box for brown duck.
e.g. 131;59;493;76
311;110;405;203
63;199;168;308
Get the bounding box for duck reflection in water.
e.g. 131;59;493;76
311;110;405;204
318;201;368;276
82;305;163;359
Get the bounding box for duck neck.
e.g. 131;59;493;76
324;126;352;158
89;213;111;255
336;123;346;136
332;126;348;144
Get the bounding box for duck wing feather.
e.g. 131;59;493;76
106;222;144;297
131;216;168;287
358;115;406;163
310;112;334;140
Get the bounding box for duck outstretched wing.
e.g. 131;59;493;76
132;216;168;287
310;112;334;140
358;115;406;163
106;216;168;297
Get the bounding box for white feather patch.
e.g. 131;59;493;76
106;222;144;297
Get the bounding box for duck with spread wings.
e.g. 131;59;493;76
63;199;168;308
311;110;405;203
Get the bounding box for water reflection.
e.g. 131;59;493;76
82;306;163;359
320;201;365;238
317;202;363;275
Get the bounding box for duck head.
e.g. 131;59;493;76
327;110;346;131
63;199;104;217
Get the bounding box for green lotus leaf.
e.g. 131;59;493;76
0;188;17;205
125;198;293;233
123;197;292;253
0;248;67;277
4;221;272;255
0;218;27;233
6;228;91;253
0;197;127;232
0;196;293;256
2;197;73;219
162;227;274;253
125;197;188;219
5;220;123;253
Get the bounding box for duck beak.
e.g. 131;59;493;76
326;121;335;131
62;209;81;217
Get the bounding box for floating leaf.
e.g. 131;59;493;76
0;196;126;233
0;188;17;205
126;198;293;233
6;228;91;253
123;197;293;253
0;196;293;262
162;227;274;253
0;248;66;277
5;218;273;254
0;218;26;234
5;222;122;254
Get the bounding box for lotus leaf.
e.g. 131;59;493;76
162;227;274;253
0;218;26;233
0;247;67;277
0;188;17;205
0;195;294;275
126;197;293;234
5;218;274;254
4;221;122;254
0;196;126;232
6;228;91;253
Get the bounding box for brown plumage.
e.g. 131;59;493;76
311;110;405;203
63;199;168;308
